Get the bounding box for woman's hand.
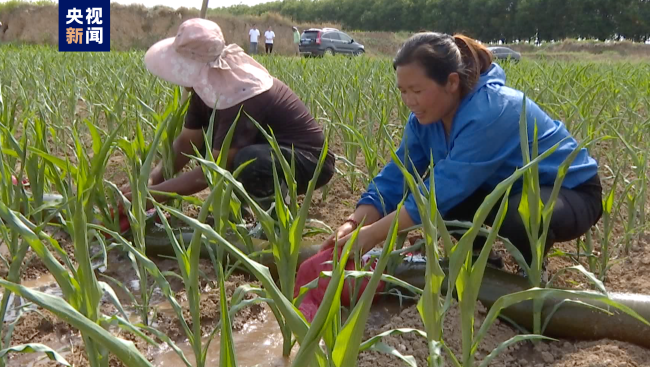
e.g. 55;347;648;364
119;179;131;194
117;163;164;200
320;206;416;255
326;225;382;255
320;220;357;251
148;164;165;186
320;206;382;252
119;183;132;201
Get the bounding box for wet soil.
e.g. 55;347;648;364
2;264;266;367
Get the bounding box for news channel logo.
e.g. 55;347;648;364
59;0;110;52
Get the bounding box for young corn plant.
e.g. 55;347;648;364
323;87;363;193
112;107;170;325
389;145;554;366
161;183;420;367
0;121;155;367
163;120;418;366
336;122;387;189
510;95;605;335
228;114;333;357
595;166;624;280
0;118;53;367
118;103;254;367
610;130;648;255
134;87;189;184
303;203;413;367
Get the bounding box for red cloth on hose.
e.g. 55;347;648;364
293;247;386;322
110;204;162;235
109;205;132;235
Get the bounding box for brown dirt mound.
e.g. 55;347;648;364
0;3;309;54
509;40;650;58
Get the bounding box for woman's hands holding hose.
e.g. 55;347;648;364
320;205;384;254
319;205;416;255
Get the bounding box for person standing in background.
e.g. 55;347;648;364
249;24;260;54
292;26;300;56
264;26;275;54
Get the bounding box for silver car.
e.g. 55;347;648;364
488;46;521;62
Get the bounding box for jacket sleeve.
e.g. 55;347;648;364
357;115;429;217
403;97;522;224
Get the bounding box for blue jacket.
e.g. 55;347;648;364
357;62;599;225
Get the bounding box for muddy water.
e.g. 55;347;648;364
153;306;293;367
1;272;61;323
152;299;406;367
8;266;409;367
3;235;409;367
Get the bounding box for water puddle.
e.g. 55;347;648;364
21;272;59;291
153;307;293;367
0;272;62;323
1;235;411;367
151;299;408;367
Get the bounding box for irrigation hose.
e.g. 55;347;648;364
143;226;650;349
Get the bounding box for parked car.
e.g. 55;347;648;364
299;28;365;57
487;46;521;62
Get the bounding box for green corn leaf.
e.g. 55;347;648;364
218;261;238;367
319;271;423;296
100;315;159;347
0;280;153;367
332;201;402;366
540;299;614;335
215;105;241;169
97;281;130;321
0;202;77;300
28;147;78;176
291;225;361;367
360;328;428;352
473;287;650;354
0;343;71;366
154;204;327;364
604;187;615;214
478;335;556;367
548;264;607;293
369;342;417;367
84;118;103;156
98;274;139;317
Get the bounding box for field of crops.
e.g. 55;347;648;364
0;44;648;367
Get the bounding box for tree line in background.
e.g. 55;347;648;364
218;0;650;43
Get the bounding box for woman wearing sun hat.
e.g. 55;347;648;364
121;18;335;211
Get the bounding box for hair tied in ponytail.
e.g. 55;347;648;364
452;34;493;95
393;32;493;97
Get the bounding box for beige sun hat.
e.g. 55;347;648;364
144;18;274;110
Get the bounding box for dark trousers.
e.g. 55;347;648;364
444;174;603;265
232;144;334;199
265;43;273;54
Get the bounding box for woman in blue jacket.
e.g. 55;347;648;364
321;32;603;269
